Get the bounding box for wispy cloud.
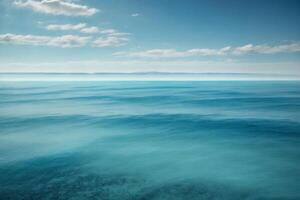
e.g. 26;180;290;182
100;29;117;34
131;13;140;17
46;23;101;33
115;42;300;58
93;36;129;47
80;26;100;33
99;29;130;36
46;23;87;31
44;23;129;36
42;23;130;46
14;0;99;16
232;43;300;55
0;33;90;47
114;48;229;58
0;33;130;48
104;30;130;37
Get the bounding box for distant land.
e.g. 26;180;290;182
0;72;299;81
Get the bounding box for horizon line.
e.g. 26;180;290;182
0;72;299;76
1;72;299;81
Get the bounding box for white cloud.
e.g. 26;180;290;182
46;23;86;30
0;33;90;47
115;42;300;58
42;23;130;46
232;43;300;55
14;0;99;16
44;23;129;36
80;26;99;33
66;28;131;47
131;13;139;17
114;48;229;58
45;23;99;33
115;49;188;58
100;29;130;37
93;36;129;47
108;32;130;37
0;32;130;48
100;29;117;34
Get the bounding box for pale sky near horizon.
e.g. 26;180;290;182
0;0;299;74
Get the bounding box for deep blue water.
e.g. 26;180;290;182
0;81;300;200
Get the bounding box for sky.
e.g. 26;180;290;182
0;0;300;74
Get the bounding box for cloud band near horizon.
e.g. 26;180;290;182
114;42;300;58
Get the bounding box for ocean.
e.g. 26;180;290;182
0;81;300;200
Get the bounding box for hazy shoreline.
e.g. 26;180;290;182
1;72;299;81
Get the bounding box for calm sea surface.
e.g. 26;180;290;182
0;81;300;199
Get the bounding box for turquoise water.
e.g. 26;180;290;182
0;81;300;199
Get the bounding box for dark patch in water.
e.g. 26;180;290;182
0;156;270;200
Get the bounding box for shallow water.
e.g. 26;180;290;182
0;81;300;200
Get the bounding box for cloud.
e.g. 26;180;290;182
46;23;86;30
44;23;129;36
99;29;130;37
80;26;99;33
42;23;130;46
0;33;90;47
100;29;117;34
114;49;188;58
108;32;130;37
93;36;129;47
115;42;300;58
0;32;130;48
14;0;99;16
232;43;300;55
114;48;229;58
45;23;100;33
131;13;139;17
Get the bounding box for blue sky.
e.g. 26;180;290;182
0;0;299;74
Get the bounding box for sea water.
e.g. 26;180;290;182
0;81;300;199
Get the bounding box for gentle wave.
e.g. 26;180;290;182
0;81;300;199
